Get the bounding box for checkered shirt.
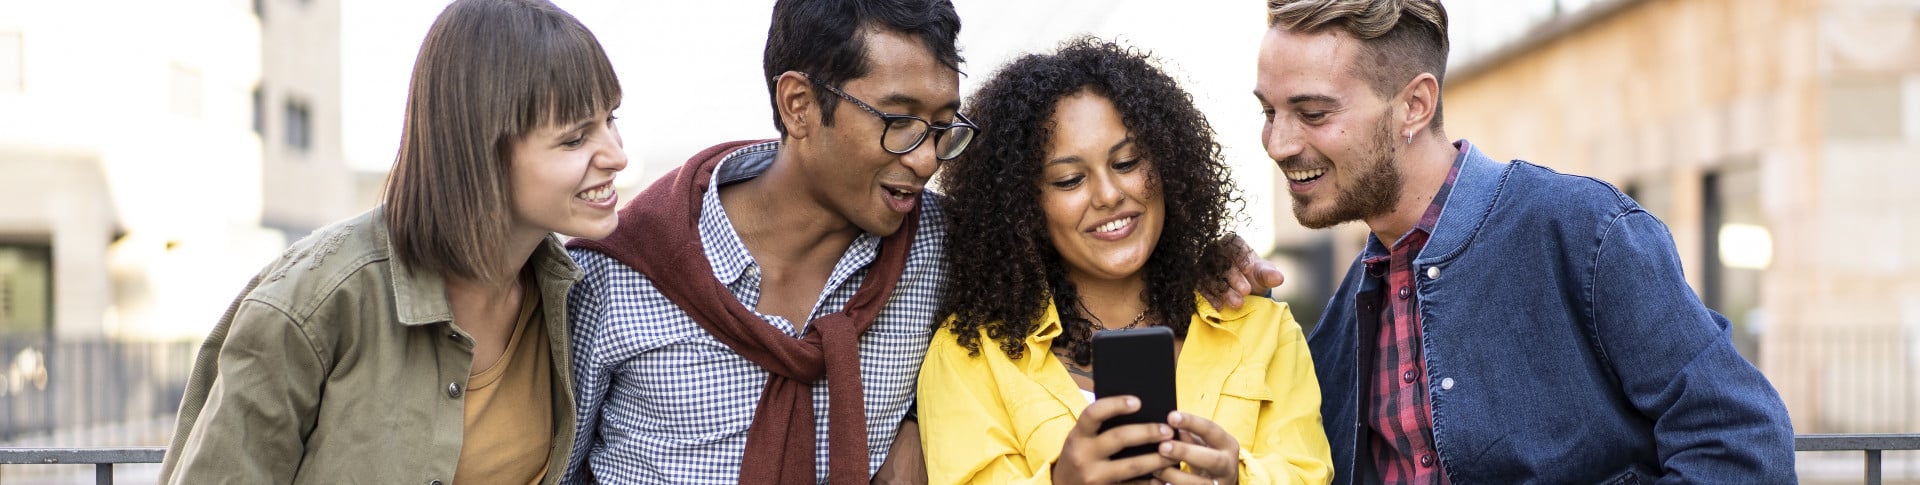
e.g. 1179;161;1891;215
1361;141;1468;484
563;142;948;484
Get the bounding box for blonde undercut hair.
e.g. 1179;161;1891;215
1267;0;1449;130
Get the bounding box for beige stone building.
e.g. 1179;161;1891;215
1437;0;1919;434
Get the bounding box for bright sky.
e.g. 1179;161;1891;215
337;0;1583;251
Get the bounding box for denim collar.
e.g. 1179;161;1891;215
1358;140;1498;264
1414;141;1511;267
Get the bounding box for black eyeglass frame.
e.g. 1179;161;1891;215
799;73;977;161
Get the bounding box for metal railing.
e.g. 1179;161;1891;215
2;435;1917;485
1796;433;1920;485
0;447;163;485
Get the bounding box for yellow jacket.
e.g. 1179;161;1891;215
917;294;1332;484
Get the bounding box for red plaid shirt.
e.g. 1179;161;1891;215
1361;142;1466;484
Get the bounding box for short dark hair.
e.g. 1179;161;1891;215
383;0;621;281
937;37;1242;364
762;0;963;137
1268;0;1449;130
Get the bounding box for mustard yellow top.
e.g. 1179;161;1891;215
452;292;553;485
916;295;1332;485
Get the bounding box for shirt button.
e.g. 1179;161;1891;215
1397;286;1411;299
1441;377;1455;390
1420;454;1434;467
1402;370;1416;383
1426;266;1441;280
447;381;463;399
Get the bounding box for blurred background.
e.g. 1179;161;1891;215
0;0;1914;482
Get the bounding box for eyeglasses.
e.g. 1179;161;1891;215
803;73;977;161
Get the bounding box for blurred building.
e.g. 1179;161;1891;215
1440;0;1919;434
0;0;372;459
260;0;364;239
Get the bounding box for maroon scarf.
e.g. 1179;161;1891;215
569;140;917;484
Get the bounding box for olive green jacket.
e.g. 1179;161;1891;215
158;208;582;485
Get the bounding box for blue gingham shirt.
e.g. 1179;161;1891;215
564;141;948;484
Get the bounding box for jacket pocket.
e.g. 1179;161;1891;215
1211;372;1274;439
1600;462;1659;485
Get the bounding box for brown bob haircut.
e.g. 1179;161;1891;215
382;0;621;281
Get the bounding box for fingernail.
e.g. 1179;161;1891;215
1161;424;1173;437
1127;396;1139;408
1160;441;1174;455
1168;411;1183;424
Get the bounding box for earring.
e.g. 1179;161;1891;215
1405;132;1414;145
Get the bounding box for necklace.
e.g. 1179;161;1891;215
1093;309;1150;332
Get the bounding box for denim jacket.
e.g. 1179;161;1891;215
1307;143;1795;484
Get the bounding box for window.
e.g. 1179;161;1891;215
0;32;21;93
1702;164;1766;361
252;86;265;135
284;98;311;152
0;243;52;335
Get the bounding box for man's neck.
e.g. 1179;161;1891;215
1365;138;1459;246
717;146;863;278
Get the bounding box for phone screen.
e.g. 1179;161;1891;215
1092;326;1178;460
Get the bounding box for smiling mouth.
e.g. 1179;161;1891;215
1284;168;1327;183
1094;216;1134;234
576;184;614;203
885;187;916;200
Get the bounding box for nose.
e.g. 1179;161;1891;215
598;124;630;172
900;135;940;179
1089;170;1124;210
1263;117;1303;165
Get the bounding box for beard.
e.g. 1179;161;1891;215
1287;116;1404;229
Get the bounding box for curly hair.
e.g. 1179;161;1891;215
937;37;1242;365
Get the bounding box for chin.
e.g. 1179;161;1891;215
856;213;909;237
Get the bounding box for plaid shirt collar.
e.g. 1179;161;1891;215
698;142;880;288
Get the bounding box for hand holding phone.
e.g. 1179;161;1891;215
1092;327;1178;460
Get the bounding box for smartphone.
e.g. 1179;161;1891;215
1092;326;1178;460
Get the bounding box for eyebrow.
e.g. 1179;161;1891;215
876;92;963;114
1046;137;1135;166
1287;94;1339;105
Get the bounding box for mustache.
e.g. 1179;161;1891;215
1275;153;1330;172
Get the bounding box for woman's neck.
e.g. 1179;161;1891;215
1066;272;1152;330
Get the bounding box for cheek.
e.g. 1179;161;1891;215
1039;191;1078;234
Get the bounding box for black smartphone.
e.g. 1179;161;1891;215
1092;326;1178;460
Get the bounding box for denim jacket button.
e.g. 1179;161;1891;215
447;381;464;399
1440;377;1455;390
1426;266;1440;280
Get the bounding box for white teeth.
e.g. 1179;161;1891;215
577;185;613;202
1284;168;1327;182
1095;217;1133;233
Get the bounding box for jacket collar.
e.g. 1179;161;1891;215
1025;293;1250;351
377;207;581;327
1414;140;1512;266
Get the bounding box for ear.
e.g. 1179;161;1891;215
774;71;817;140
1396;72;1440;141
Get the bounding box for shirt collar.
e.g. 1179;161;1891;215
1362;139;1473;261
697;141;881;287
